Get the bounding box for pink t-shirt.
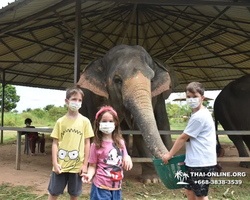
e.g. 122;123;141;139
89;140;128;189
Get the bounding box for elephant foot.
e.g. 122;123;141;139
239;161;250;168
140;163;161;183
139;172;162;183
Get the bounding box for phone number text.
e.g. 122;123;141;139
194;180;242;185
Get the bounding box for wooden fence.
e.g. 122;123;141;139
0;127;250;170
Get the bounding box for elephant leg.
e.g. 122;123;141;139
243;135;250;151
228;135;250;168
133;135;161;183
154;94;173;150
242;135;250;168
120;120;132;155
123;134;130;155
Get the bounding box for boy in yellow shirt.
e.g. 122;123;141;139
47;86;94;200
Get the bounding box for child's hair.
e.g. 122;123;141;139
66;86;84;99
93;106;124;149
185;82;205;96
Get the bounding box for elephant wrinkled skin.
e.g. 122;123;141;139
214;75;250;168
77;44;173;182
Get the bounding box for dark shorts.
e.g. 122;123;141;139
48;172;82;197
185;166;215;197
90;183;121;200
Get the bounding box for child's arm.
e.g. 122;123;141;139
162;132;190;164
123;155;133;171
80;138;91;174
82;163;96;184
122;140;133;171
52;138;61;174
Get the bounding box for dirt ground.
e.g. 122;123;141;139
1;140;250;196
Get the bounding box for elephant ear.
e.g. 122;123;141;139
77;58;109;99
151;60;173;98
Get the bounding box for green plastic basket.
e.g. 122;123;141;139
152;154;186;189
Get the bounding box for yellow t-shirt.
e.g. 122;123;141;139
51;114;94;173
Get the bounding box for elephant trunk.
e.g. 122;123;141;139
123;72;169;158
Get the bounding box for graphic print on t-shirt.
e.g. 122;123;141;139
103;143;124;188
58;128;83;170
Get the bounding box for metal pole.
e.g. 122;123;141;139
136;5;139;45
74;0;82;84
1;70;5;144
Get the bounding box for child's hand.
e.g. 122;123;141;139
54;163;62;174
80;164;88;175
122;155;133;171
162;153;173;164
81;173;92;184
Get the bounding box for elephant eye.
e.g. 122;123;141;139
114;77;122;84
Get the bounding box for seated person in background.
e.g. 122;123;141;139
24;118;46;156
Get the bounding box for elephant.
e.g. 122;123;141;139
77;44;174;183
214;75;250;167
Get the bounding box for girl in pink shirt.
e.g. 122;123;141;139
82;106;133;200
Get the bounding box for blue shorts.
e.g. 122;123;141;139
48;172;82;197
90;183;121;200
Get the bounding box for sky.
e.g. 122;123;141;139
15;86;66;112
0;0;15;8
1;0;221;112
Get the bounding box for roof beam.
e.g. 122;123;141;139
0;0;74;36
174;65;250;70
165;6;231;62
94;0;250;6
121;4;138;44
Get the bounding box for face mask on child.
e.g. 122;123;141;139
68;101;81;112
99;122;115;134
186;97;200;109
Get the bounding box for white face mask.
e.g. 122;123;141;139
68;101;81;112
186;97;200;109
99;122;115;134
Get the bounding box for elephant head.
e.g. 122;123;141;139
77;44;172;158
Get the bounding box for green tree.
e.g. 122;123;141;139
44;104;55;111
48;106;67;121
166;102;173;116
203;101;210;108
169;103;180;118
25;108;32;112
0;84;20;112
180;104;192;117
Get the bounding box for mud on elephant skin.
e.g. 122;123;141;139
77;44;176;183
214;75;250;168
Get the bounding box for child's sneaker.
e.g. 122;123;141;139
41;152;47;155
30;153;36;156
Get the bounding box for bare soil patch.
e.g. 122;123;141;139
0;140;250;196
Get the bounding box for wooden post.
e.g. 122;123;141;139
1;70;5;144
16;131;21;170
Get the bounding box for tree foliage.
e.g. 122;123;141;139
43;104;55;111
48;106;67;121
166;100;213;119
0;84;20;112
